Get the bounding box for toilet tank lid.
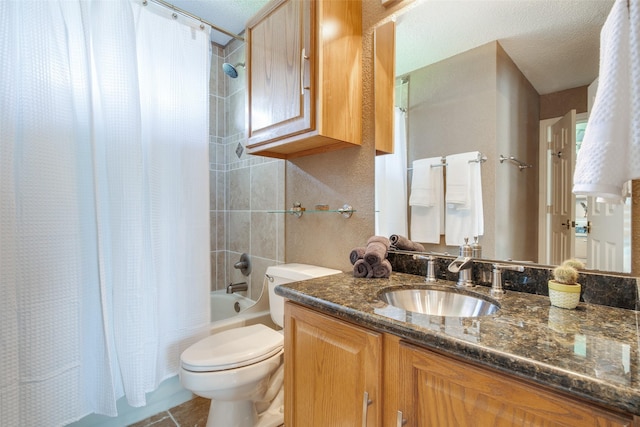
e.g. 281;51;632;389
266;263;342;282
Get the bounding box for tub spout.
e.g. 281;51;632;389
226;281;248;294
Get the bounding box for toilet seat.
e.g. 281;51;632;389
181;324;283;372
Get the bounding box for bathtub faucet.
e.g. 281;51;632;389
226;281;248;294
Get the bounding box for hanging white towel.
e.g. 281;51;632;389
470;160;484;236
410;157;443;243
573;0;640;200
445;153;471;209
409;157;440;207
445;152;484;246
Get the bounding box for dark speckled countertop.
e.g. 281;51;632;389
275;272;640;416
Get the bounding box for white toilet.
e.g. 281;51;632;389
180;263;341;427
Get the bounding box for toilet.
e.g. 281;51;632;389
179;263;341;427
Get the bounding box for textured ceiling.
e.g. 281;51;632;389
171;0;613;95
170;0;269;46
395;0;615;95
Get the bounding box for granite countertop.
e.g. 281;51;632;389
275;272;640;416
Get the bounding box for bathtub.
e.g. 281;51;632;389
209;289;277;334
210;290;255;321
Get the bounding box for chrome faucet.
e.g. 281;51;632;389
412;254;437;282
448;238;475;287
491;263;525;297
448;256;474;287
226;281;248;294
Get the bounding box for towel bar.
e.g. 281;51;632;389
412;152;487;169
499;155;532;171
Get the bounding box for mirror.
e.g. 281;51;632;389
375;0;633;273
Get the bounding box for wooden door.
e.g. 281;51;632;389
398;342;633;426
549;109;576;265
583;79;630;272
284;302;382;426
587;197;628;271
247;0;313;146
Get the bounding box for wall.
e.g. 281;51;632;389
209;39;285;299
402;41;539;261
210;0;411;287
495;43;540;262
540;86;588;120
271;0;640;275
283;0;405;272
406;41;497;255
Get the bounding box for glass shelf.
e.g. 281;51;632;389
268;203;355;218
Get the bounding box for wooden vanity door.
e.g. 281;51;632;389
398;341;633;427
284;302;382;426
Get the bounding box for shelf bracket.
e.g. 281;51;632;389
338;204;354;218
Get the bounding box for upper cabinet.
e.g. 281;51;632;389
246;0;363;159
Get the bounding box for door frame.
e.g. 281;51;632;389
537;111;588;265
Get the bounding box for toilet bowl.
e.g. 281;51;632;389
179;263;341;427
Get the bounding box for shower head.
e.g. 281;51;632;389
222;62;245;79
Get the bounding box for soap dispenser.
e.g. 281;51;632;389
471;236;482;259
460;237;472;258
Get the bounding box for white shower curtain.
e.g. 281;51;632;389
0;1;210;425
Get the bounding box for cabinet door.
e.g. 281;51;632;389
398;342;633;427
284;302;381;426
247;0;313;147
374;20;395;155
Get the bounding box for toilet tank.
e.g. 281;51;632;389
266;263;341;328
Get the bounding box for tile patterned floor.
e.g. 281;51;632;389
128;397;209;427
129;397;284;427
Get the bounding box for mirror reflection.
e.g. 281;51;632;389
375;0;632;273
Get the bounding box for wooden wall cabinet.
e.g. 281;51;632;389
285;303;638;427
284;302;381;426
374;20;395;155
246;0;362;159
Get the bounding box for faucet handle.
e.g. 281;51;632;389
490;263;525;298
413;254;437;282
493;263;525;272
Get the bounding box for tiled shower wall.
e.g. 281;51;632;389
209;39;285;300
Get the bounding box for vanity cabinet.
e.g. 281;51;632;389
284;302;638;427
398;341;634;427
284;302;381;426
245;0;362;159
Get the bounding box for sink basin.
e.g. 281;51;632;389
378;287;499;317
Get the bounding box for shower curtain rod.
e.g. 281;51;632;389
147;0;245;42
